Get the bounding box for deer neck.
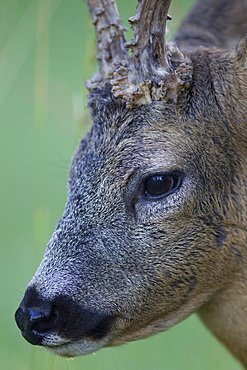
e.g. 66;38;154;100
198;276;247;368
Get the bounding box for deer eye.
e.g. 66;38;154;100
144;173;181;198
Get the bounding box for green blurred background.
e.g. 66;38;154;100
0;0;243;369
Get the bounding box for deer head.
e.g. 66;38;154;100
15;0;247;367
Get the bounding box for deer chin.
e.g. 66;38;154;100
43;317;173;358
41;312;179;357
44;335;111;358
46;317;185;357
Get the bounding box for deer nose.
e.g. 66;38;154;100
15;302;57;345
15;286;116;346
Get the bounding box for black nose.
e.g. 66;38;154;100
15;288;57;345
15;286;116;346
15;306;57;345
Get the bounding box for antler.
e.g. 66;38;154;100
87;0;192;109
125;0;172;73
86;0;129;90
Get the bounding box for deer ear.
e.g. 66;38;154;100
229;35;247;145
233;34;247;67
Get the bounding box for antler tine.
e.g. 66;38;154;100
86;0;129;90
126;0;172;73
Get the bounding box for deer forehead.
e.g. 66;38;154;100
70;112;234;188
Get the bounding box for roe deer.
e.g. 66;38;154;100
15;0;247;367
